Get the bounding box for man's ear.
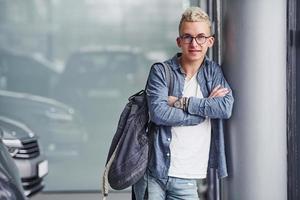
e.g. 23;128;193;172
176;37;181;48
207;37;215;47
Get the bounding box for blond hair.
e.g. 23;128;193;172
179;7;212;35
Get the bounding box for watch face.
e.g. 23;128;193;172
174;100;181;108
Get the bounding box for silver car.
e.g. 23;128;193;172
0;116;48;197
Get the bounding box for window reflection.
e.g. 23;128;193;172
0;0;183;191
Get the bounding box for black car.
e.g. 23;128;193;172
0;128;27;200
0;116;48;197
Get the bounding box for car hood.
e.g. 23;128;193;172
0;90;76;122
0;116;36;140
0;90;73;110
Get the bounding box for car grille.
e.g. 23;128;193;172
21;176;44;197
15;139;40;159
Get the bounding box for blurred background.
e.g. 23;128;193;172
0;0;299;200
0;0;187;194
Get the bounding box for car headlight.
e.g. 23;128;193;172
2;138;22;158
7;146;19;157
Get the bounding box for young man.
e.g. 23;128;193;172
136;7;234;200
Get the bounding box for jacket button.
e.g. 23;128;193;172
167;138;171;142
166;153;170;157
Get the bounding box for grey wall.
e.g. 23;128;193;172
221;0;287;200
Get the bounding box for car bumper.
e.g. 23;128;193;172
13;155;48;197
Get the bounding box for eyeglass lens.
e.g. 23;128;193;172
182;34;208;45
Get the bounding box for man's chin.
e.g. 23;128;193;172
187;54;204;62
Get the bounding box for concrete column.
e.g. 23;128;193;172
221;0;287;200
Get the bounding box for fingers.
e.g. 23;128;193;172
209;85;230;98
214;88;229;97
168;96;178;106
209;85;221;97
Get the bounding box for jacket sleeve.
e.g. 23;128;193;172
146;63;205;126
187;65;234;119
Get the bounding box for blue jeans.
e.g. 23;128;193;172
148;175;199;200
134;174;199;200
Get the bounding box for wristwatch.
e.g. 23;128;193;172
174;97;189;111
174;98;183;109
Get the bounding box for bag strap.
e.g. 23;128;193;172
102;142;120;199
146;62;174;95
160;62;173;96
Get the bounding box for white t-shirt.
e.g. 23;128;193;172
168;73;211;179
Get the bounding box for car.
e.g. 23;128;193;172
0;48;59;97
53;46;150;136
0;127;27;200
0;89;88;190
0;90;88;159
0;115;48;197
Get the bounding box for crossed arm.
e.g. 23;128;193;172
146;64;234;126
168;84;229;106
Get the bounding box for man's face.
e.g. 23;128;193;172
177;21;214;62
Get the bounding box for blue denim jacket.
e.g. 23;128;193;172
146;53;234;186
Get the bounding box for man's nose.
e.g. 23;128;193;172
190;38;199;47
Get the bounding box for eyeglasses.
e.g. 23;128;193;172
180;34;212;45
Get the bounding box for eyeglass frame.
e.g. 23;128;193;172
179;34;214;45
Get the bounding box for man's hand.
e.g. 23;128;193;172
168;96;178;106
168;85;229;106
209;85;230;98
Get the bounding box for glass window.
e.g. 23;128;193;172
0;0;192;192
